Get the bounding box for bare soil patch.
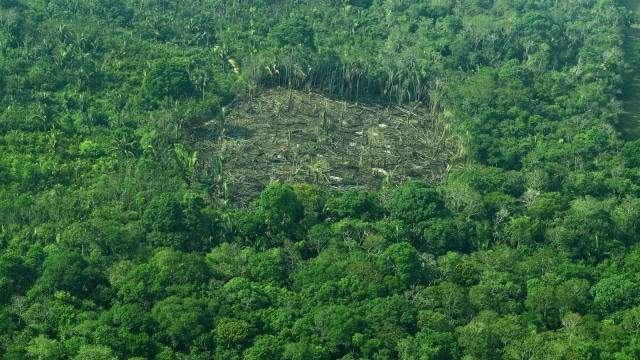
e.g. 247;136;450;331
191;89;466;205
619;0;640;140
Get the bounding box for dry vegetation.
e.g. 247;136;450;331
191;89;466;204
619;0;640;140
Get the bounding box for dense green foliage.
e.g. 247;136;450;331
1;0;640;358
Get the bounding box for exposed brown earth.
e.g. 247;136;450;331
619;0;640;140
191;89;466;205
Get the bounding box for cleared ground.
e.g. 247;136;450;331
619;0;640;140
192;89;465;204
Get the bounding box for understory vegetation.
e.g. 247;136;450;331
2;0;640;359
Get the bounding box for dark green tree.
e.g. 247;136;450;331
325;189;382;221
144;60;196;104
376;242;422;288
28;249;99;299
270;18;316;50
257;183;304;240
